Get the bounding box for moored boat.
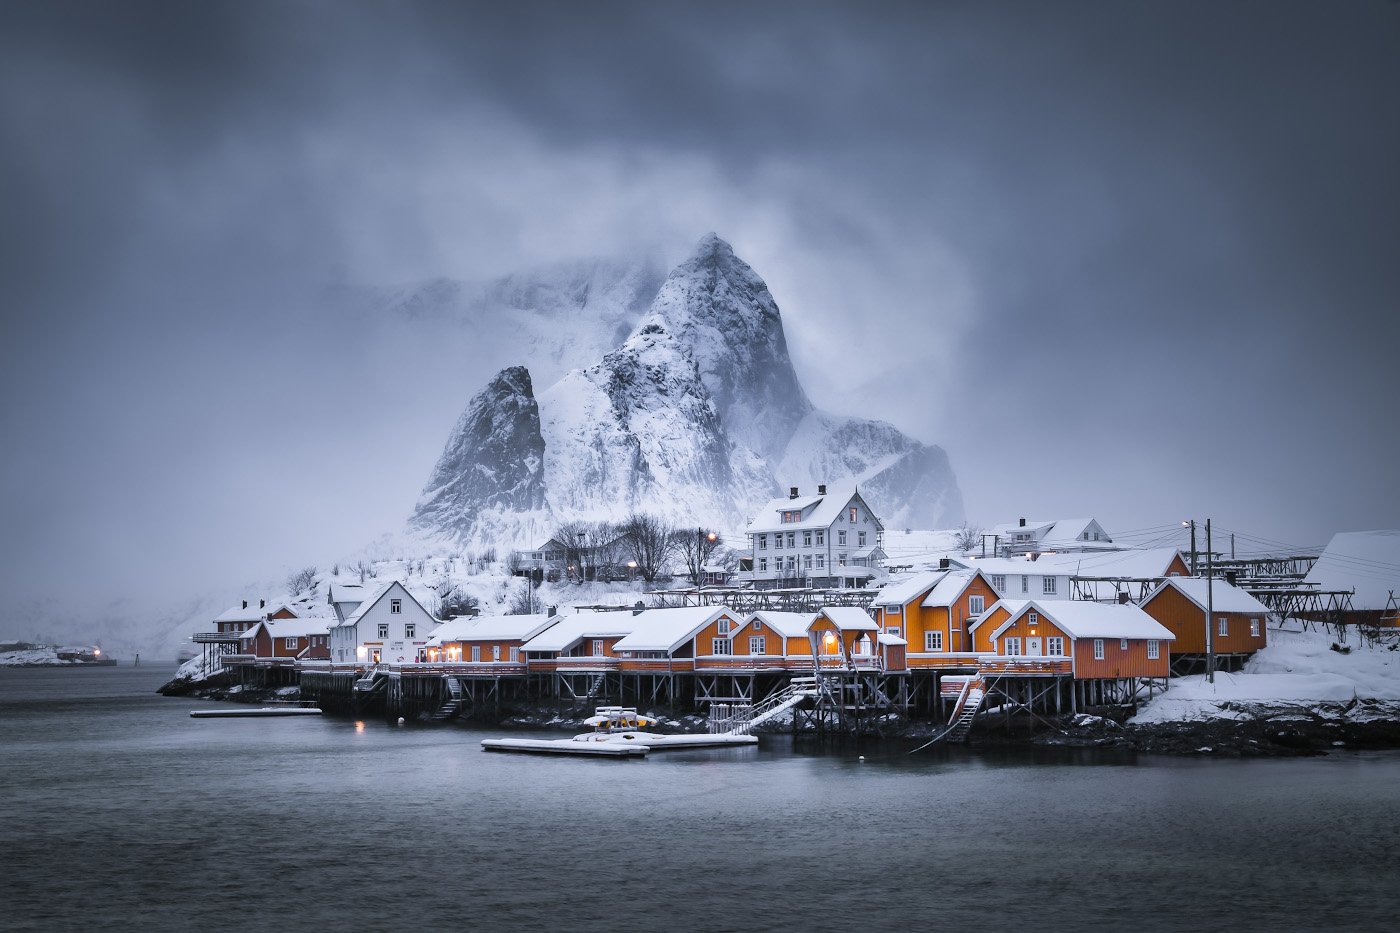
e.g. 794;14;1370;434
481;706;758;756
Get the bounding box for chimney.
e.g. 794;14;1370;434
1019;517;1026;527
259;599;265;609
818;483;827;496
633;600;646;616
546;605;558;618
939;558;950;570
1118;592;1131;605
241;599;248;609
1029;552;1039;561
789;486;799;499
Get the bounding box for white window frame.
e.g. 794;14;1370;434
492;645;501;661
377;623;389;639
752;620;762;631
1093;639;1104;660
838;553;847;566
1147;640;1160;660
1218;617;1229;637
991;575;1005;592
787;532;795;548
858;531;867;547
1021;575;1029;593
758;557;767;572
838;530;847;546
886;626;902;637
804;555;813;570
711;637;733;656
284;637;298;650
390;599;402;614
592;639;604;656
405;623;416;639
471;645;481;662
717;618;731;635
849;506;858;522
816;554;826;569
1047;636;1064;657
1250;618;1261;637
816;531;825;546
1120;638;1128;651
509;647;519;663
758;535;767;550
1004;637;1022;656
969;595;985;615
1043;577;1057;595
775;535;783;550
749;636;766;655
924;631;942;652
803;531;812;547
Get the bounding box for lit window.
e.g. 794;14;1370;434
1043;577;1057;595
969;595;985;615
712;638;733;656
1147;640;1159;660
377;623;389;639
1093;639;1104;660
749;636;766;654
1218;617;1229;637
391;599;402;614
1250;618;1261;637
849;507;858;522
925;631;943;651
1004;637;1022;656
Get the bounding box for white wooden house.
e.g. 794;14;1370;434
744;482;885;589
329;581;437;664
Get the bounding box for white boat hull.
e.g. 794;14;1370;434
190;707;322;719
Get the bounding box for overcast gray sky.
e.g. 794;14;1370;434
2;0;1397;611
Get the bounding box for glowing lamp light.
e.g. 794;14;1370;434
93;648;101;656
355;646;367;659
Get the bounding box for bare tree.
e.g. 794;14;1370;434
354;559;376;583
287;566;318;595
620;513;678;583
954;524;983;553
506;579;537;615
673;526;722;586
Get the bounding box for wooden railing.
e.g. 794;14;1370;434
977;657;1073;676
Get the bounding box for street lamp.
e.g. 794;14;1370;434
696;528;718;587
627;560;637;583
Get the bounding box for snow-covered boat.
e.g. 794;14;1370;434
481;706;758;756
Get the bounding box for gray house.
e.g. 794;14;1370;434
744;482;886;589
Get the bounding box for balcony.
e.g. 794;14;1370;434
977;657;1073;676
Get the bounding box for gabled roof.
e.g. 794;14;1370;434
749;611;817;639
813;607;879;632
242;617;333;641
921;570;983;608
328;583;368;605
521;611;641;653
1303;530;1400;611
426;613;560;646
969;599;1031;632
952;557;1071;578
872;571;947;608
612;607;735;654
338;581;429;629
214;605;266;623
1032;548;1185;579
746;482;883;534
1148;578;1272;615
987;518;1111;547
989;600;1175;642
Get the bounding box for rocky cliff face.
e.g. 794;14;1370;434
412;234;963;546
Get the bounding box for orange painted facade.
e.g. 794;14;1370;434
691;612;767;657
1140;586;1268;655
879;573;1000;655
432;639;528;664
990;609;1170;680
247;627;329;660
969;604;1012;653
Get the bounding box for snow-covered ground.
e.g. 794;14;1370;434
1134;625;1400;723
0;646;72;667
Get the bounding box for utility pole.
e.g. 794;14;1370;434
1231;533;1236;560
1206;518;1215;684
1187;520;1197;575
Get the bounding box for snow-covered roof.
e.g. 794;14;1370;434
1032;548;1185;579
877;632;908;646
1303;530;1400;611
746;482;882;534
953;557;1070;578
988;519;1057;537
750;611;817;639
873;571;944;607
969;599;1031;632
612;607;733;653
242;617;333;640
814;607;879;632
987;518;1112;547
339;582;426;629
1150;578;1272;616
922;570;980;608
521;610;641;653
426;613;559;646
214;605;266;623
328;583;368;605
990;600;1175;642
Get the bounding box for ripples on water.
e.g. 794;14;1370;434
2;667;1399;932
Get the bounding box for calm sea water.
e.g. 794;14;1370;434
3;666;1399;932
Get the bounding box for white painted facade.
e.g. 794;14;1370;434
745;483;885;588
329;581;437;664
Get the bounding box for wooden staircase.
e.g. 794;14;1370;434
431;675;465;722
943;677;986;743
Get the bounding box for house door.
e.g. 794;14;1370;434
1026;637;1042;657
371;649;381;664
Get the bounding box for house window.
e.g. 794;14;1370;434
1120;638;1128;651
803;531;812;547
816;554;826;568
1004;637;1022;656
492;645;501;661
284;637;298;650
858;531;867;547
787;533;795;548
991;575;1006;591
787;556;796;572
712;638;733;656
969;595;985;615
749;636;766;654
849;507;858;522
390;599;402;614
804;555;813;570
1043;577;1057;595
717;618;731;635
1028;611;1039;626
838;553;847;566
886;626;902;637
1094;532;1101;541
1147;640;1160;660
758;535;767;550
775;535;783;549
1021;575;1029;593
838;530;847;546
377;623;389;639
1093;639;1104;660
758;557;768;572
924;631;942;651
1250;618;1261;637
752;620;762;631
1047;637;1065;656
509;647;519;662
405;623;416;638
471;645;481;662
592;639;604;656
1218;617;1229;637
816;531;825;546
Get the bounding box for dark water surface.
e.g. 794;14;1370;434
3;667;1399;932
